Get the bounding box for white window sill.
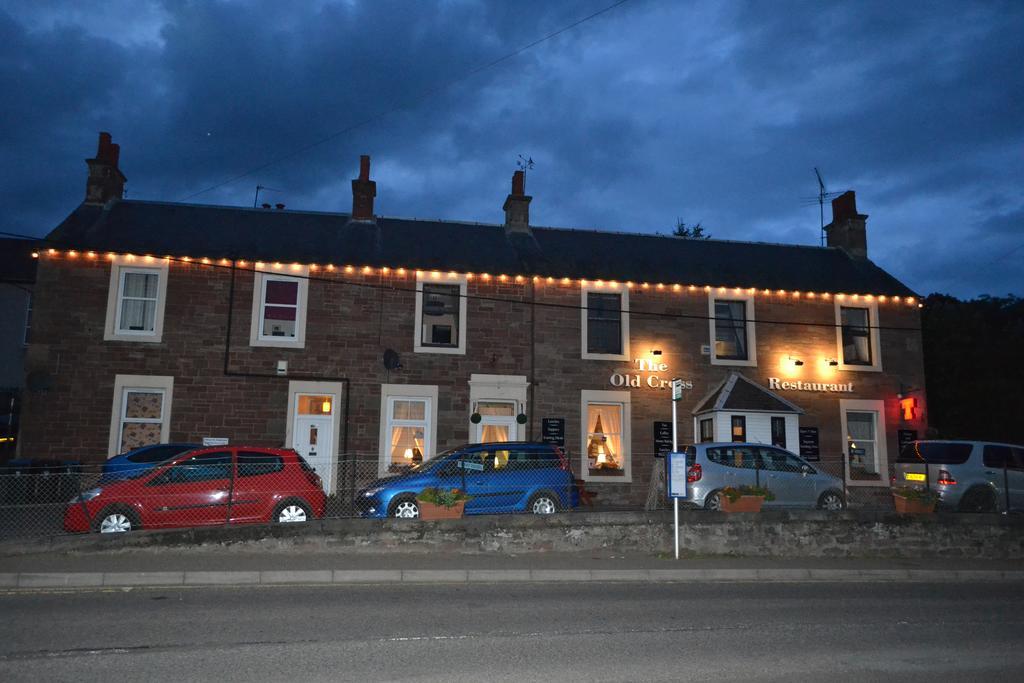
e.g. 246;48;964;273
414;344;466;355
582;351;629;361
710;356;756;367
252;337;305;349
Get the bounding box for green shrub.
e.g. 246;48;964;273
721;485;776;503
416;487;472;508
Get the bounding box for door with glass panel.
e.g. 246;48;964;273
846;411;881;483
474;401;517;443
292;394;335;494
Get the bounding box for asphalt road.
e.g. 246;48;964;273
2;582;1023;682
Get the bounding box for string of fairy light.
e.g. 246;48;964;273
28;245;924;333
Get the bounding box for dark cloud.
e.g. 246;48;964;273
1;0;1021;297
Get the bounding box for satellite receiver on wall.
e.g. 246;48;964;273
383;349;402;371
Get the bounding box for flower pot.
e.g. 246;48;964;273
417;500;466;520
892;494;936;515
720;495;764;513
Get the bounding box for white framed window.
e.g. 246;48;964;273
468;374;529;443
834;299;882;371
840;398;889;487
708;291;756;366
249;265;309;348
104;256;168;342
378;383;438;476
580;389;631;483
581;283;629;360
414;273;467;354
107;374;174;456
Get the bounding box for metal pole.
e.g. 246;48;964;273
672;384;679;560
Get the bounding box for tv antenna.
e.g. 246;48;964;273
516;154;535;171
253;184;284;208
800;168;847;245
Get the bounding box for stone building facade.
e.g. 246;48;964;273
19;133;927;506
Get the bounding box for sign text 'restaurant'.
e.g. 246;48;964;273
768;378;854;393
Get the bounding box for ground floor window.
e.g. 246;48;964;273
580;390;631;482
108;375;174;456
840;399;889;486
378;384;438;476
731;415;746;442
468;374;529;444
771;416;787;448
699;418;714;443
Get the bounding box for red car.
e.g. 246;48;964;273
65;447;326;533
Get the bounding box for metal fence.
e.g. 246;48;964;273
0;450;901;540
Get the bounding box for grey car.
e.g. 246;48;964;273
683;442;845;511
893;440;1024;513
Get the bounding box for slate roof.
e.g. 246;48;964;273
44;199;916;296
693;373;804;415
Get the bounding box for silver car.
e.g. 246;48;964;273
683;442;846;511
893;440;1024;513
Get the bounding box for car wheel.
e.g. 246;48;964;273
529;492;559;515
818;491;845;511
274;500;312;524
704;491;724;511
959;488;997;513
94;506;140;534
390;497;419;519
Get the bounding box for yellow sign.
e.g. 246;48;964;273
904;472;926;482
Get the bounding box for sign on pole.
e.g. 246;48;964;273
671;378;683;402
666;451;688;500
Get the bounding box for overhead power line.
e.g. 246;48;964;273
180;0;633;201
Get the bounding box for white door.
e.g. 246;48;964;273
292;394;336;494
474;401;517;443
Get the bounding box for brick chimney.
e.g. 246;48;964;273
350;155;376;221
825;190;868;259
84;132;127;204
502;170;532;234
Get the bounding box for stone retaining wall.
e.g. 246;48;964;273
5;510;1024;559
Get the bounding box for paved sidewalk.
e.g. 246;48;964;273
2;549;1023;590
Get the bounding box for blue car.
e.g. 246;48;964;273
357;442;579;518
100;443;201;482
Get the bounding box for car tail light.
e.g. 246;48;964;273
687;463;702;483
937;469;956;486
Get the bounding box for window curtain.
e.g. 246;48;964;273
120;272;158;331
841;307;871;364
847;412;878;477
587;404;623;470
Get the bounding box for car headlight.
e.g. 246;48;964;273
362;486;385;497
76;488;103;502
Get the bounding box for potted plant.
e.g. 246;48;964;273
416;487;472;520
891;486;940;514
719;485;774;512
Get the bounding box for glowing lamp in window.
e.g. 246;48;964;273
321;400;331;414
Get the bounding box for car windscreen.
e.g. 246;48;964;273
896;442;973;465
126;445;196;464
409;446;464;472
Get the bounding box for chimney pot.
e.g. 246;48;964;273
351;154;377;221
84;131;126;204
502;171;532;235
825;190;868;259
275;203;285;210
262;203;272;209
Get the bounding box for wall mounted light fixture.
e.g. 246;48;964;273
651;349;663;356
788;356;804;367
827;358;839;367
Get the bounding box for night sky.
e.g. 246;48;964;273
2;1;1022;298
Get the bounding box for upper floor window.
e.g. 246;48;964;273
581;283;629;360
104;257;168;343
415;273;467;355
249;265;309;348
834;299;881;371
708;292;756;366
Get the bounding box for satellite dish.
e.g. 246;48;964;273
383;349;402;371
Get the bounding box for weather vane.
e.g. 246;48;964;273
516;154;535;171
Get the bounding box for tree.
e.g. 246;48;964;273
921;293;1024;442
672;218;711;239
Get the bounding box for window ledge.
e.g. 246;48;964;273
582;351;629;361
413;344;466;355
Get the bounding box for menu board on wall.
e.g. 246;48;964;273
897;429;918;453
541;418;565;448
653;421;674;458
798;427;820;461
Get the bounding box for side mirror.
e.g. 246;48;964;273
801;464;812;476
